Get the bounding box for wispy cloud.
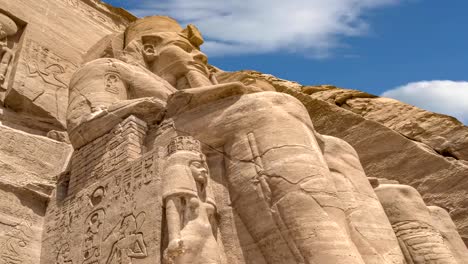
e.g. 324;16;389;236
382;81;468;124
129;0;402;58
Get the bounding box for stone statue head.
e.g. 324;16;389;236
124;16;209;87
0;13;17;42
120;214;137;237
162;136;213;203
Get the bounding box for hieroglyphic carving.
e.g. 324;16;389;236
104;212;147;264
24;39;76;86
56;242;73;264
0;221;33;264
104;72;121;94
82;209;105;264
60;0;127;31
18;39;77;119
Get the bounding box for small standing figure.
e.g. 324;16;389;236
0;13;18;89
162;136;221;264
56;243;73;264
105;213;148;264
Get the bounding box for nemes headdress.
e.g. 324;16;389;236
125;16;203;48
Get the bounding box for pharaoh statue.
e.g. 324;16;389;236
162;136;221;264
375;184;459;264
0;13;18;89
68;16;411;263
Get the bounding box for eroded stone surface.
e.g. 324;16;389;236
0;2;466;264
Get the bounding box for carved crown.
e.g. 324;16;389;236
167;136;202;155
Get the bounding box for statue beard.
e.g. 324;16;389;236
154;60;213;89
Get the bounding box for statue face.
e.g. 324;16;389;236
189;159;208;184
143;33;208;79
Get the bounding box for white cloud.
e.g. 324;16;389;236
129;0;402;57
382;81;468;124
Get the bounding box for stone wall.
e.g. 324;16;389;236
0;0;135;130
0;1;135;263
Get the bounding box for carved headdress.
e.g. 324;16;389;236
125;16;203;49
167;136;202;156
162;136;215;205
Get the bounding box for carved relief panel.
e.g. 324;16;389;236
0;188;43;264
60;0;127;32
4;38;78;127
41;116;163;264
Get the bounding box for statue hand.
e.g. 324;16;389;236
0;74;5;82
164;239;185;262
166;81;260;116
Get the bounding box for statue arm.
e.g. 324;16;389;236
0;48;13;80
127;234;148;258
167;81;262;116
67;96;165;148
166;196;183;243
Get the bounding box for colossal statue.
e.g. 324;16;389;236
64;15;467;264
68;16;367;263
0;13;18;88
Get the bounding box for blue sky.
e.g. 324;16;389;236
104;0;468;124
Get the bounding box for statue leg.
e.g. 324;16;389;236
224;123;365;264
171;92;365;263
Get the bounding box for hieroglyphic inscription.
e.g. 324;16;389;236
82;209;105;264
56;242;73;264
60;0;127;31
0;221;33;264
104;212;148;264
24;39;76;89
15;39;78;120
104;73;120;94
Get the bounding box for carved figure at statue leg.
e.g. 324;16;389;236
162;137;221;264
0;13;18;88
167;92;366;264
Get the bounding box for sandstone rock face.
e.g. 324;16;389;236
0;2;466;264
